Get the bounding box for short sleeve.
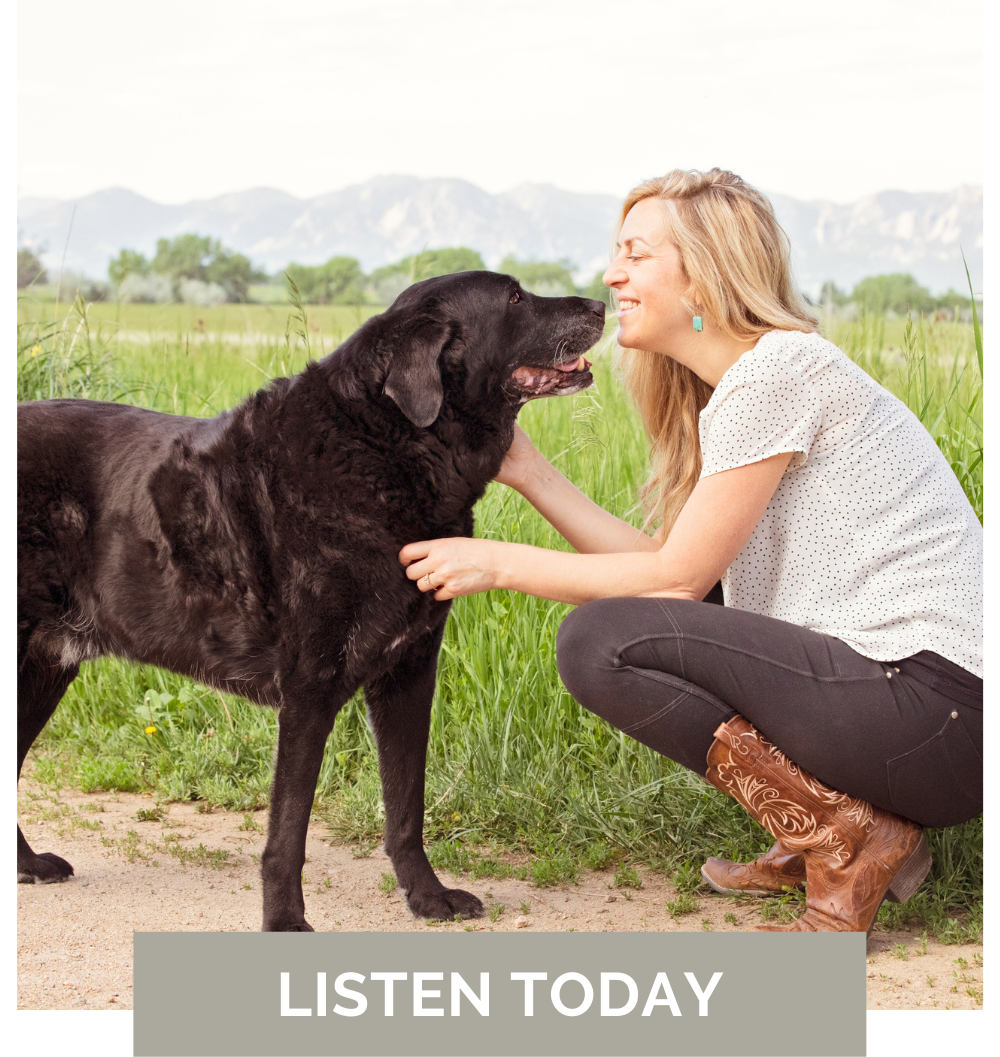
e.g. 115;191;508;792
699;364;823;479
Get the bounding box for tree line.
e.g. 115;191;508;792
16;238;980;316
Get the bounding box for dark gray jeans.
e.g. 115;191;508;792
556;596;982;829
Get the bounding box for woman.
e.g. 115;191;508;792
398;169;983;933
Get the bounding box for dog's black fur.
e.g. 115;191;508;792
17;271;603;930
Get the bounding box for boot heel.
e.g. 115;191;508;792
884;832;932;904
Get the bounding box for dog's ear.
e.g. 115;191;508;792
383;317;450;428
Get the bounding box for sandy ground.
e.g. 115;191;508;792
17;783;983;1012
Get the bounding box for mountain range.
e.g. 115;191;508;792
17;176;983;297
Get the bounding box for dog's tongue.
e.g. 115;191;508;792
555;355;589;373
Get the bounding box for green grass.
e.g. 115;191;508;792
17;294;983;936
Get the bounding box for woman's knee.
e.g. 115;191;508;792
556;600;625;710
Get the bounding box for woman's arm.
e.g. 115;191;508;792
401;451;793;604
496;424;659;554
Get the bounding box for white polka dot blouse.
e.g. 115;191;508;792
699;328;983;677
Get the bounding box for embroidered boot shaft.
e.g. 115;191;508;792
705;715;931;932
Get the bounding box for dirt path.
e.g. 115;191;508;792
17;784;982;1011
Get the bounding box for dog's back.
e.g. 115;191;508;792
18;398;283;694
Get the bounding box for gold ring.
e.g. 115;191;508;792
423;573;432;585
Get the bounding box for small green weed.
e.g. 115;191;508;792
519;900;531;915
669;861;704;892
614;864;641;889
666;892;699;920
724;911;738;925
120;830;144;864
238;814;263;833
76;758;143;794
70;817;102;832
530;852;577;887
133;806;164;822
378;872;398;894
759;891;804;924
583;843;614;871
156;834;233;869
487;902;506;923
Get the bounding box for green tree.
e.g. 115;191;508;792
284;256;364;304
108;249;150;286
17;247;47;288
499;256;576;297
851;273;935;315
369;247;485;286
148;234;261;302
408;247;485;280
153;234;214;284
820;280;850;308
206;250;263;304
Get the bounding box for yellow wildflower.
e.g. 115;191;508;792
145;725;157;734
30;344;42;357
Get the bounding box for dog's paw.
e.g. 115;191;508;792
18;852;74;885
408;886;484;921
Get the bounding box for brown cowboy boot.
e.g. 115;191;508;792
700;841;805;896
705;715;932;932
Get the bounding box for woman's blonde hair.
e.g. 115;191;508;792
612;168;819;536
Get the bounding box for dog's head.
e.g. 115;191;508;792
372;271;605;428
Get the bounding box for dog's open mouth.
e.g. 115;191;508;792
512;354;594;399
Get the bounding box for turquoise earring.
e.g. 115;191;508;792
693;316;703;332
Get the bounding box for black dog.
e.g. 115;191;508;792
18;271;603;931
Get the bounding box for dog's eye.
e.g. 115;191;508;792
509;291;521;305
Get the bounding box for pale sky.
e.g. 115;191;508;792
18;0;983;205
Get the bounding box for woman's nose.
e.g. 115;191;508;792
603;258;625;287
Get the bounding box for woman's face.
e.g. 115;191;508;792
603;197;694;354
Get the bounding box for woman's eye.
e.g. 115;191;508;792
509;291;521;304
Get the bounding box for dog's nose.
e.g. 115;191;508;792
587;299;606;319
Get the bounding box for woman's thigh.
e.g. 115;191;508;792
556;597;981;825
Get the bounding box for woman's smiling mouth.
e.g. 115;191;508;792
618;299;639;315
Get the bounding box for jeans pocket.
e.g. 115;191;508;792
887;714;983;828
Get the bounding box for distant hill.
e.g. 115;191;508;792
17;177;982;296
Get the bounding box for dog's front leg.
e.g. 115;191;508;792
365;627;484;922
260;693;340;931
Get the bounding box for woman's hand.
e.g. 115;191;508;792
399;537;501;601
494;423;540;492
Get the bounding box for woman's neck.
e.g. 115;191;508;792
655;324;762;387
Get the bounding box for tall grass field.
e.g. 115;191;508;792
17;291;983;939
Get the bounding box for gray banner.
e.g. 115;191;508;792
134;931;865;1056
